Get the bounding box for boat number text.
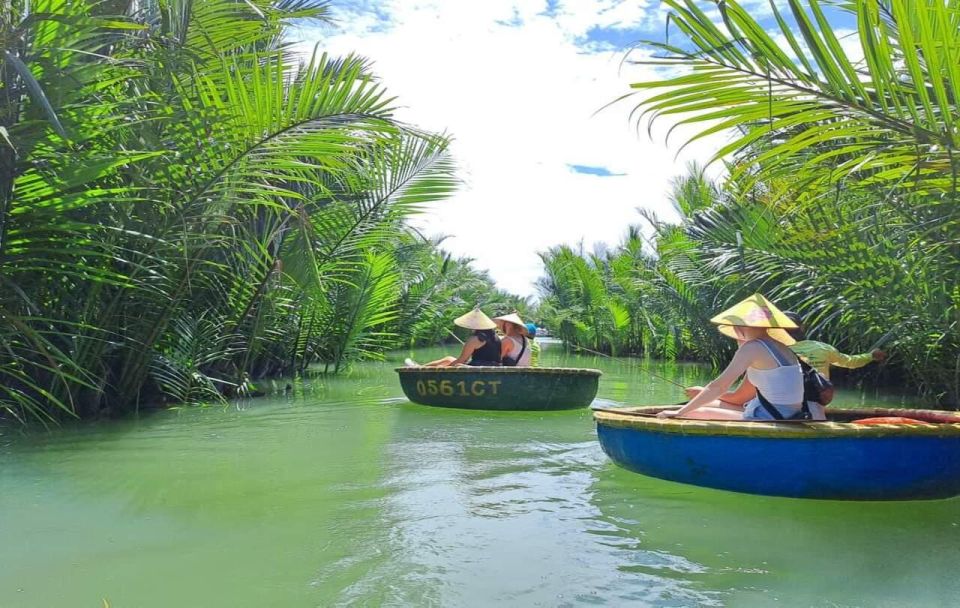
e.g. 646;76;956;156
415;379;501;397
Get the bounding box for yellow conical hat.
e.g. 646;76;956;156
710;294;798;346
454;308;497;330
493;312;529;336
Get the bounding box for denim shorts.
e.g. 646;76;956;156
743;399;801;421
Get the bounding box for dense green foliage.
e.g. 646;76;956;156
537;174;728;363
393;237;532;349
0;1;507;423
539;0;960;405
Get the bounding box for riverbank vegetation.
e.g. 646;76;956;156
538;0;960;406
6;0;957;422
0;1;513;423
393;237;531;353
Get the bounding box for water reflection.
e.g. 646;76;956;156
588;458;960;607
331;402;722;607
0;347;953;607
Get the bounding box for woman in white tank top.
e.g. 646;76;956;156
659;294;810;421
493;312;532;367
741;340;805;419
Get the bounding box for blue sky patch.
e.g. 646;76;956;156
572;2;858;55
568;164;626;177
329;0;394;34
582;25;648;51
540;0;561;18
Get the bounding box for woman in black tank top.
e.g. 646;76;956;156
413;309;503;367
466;329;502;366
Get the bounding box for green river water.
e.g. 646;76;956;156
1;345;958;607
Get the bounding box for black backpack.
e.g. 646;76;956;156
756;361;834;421
800;359;834;405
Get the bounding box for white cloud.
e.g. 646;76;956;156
294;1;727;297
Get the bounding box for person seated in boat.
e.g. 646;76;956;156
525;322;541;367
411;308;503;367
494;312;532;367
783;311;886;380
660;294;812;421
682;378;759;413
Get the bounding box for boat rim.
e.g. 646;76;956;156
594;406;960;438
396;366;602;375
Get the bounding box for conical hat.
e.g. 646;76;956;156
493;312;529;336
454;308;496;330
710;294;798;346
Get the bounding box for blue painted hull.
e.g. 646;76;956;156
595;408;960;500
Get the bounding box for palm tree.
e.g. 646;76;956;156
624;0;960;199
0;1;460;421
611;0;960;404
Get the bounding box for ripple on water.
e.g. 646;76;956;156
1;350;953;607
319;413;725;607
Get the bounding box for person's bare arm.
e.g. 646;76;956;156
452;337;482;365
500;339;514;361
666;343;761;418
721;377;757;406
685;377;756;405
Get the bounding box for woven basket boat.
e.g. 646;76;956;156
594;406;960;500
396;366;601;411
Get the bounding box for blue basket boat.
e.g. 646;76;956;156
594;406;960;501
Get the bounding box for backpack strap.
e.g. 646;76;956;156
502;336;526;367
757;390;811;421
798;358;822;380
755;390;785;420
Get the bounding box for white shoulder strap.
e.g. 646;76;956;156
755;339;791;367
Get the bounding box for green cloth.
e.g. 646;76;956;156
789;340;874;379
529;338;541;367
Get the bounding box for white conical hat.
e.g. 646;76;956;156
710;293;798;346
493;312;529;336
454;308;497;330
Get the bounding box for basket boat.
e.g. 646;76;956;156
594;406;960;500
396;366;601;411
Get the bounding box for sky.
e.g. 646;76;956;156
293;1;855;298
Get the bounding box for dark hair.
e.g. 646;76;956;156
783;311;806;341
474;329;498;343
